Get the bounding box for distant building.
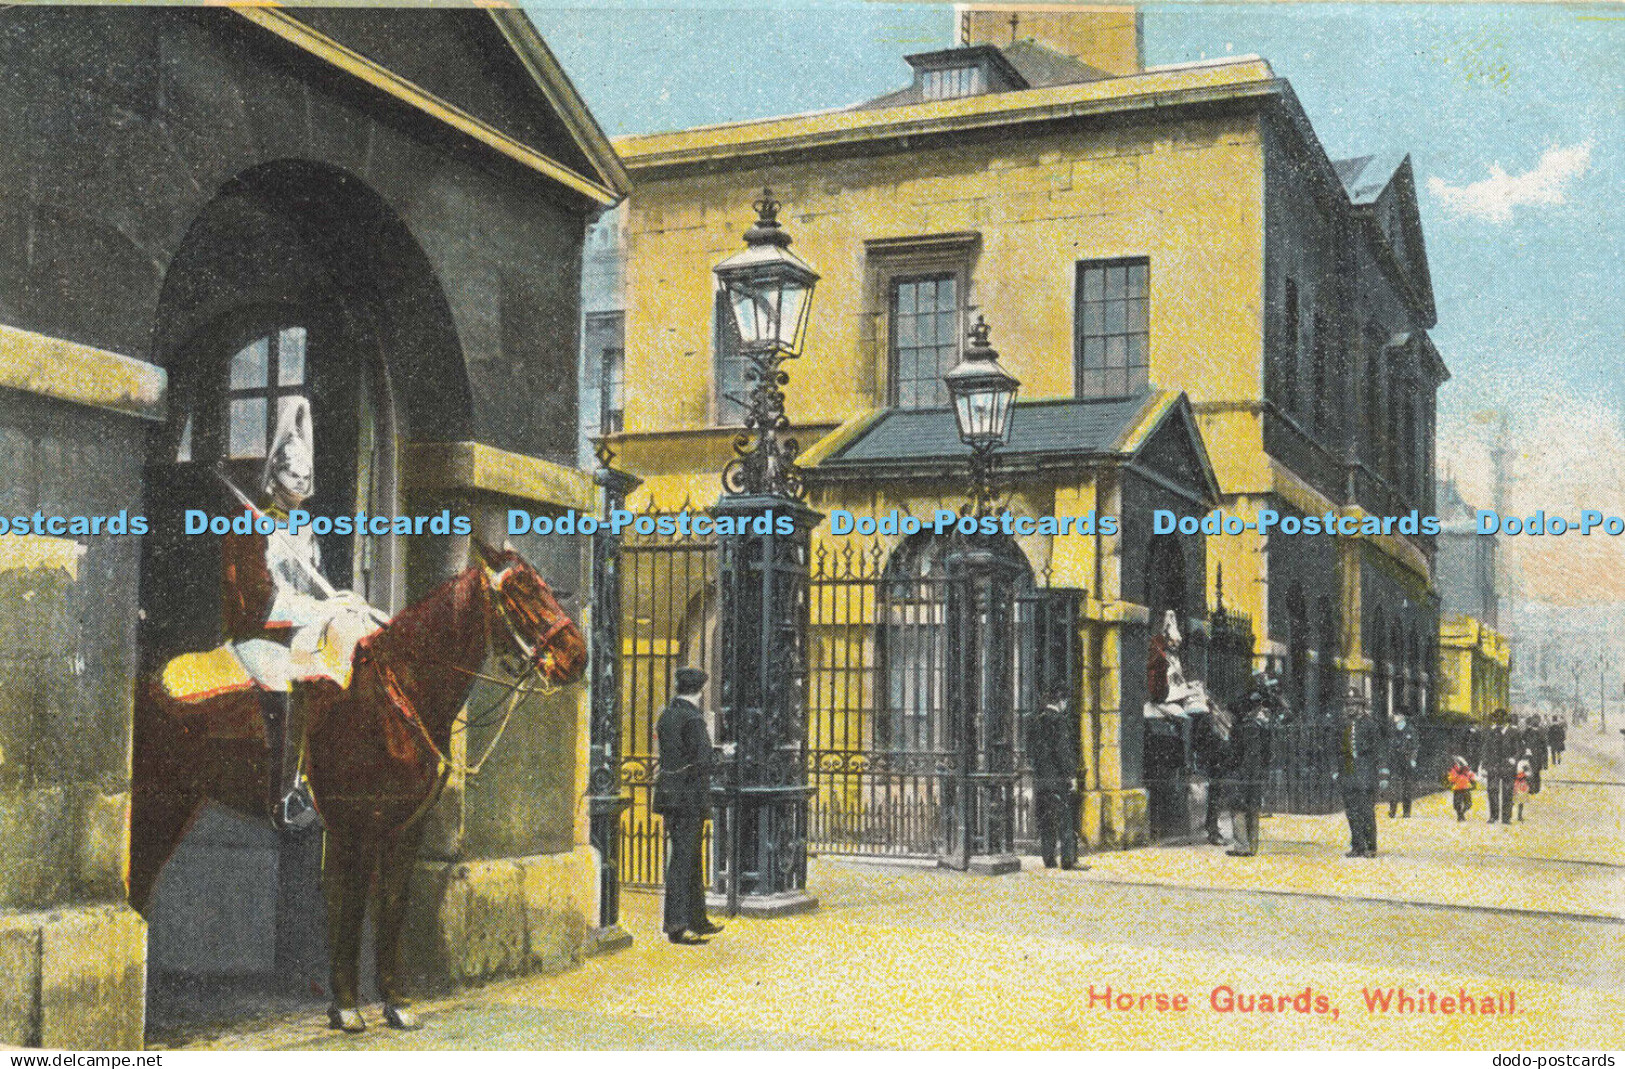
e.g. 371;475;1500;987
1434;478;1510;720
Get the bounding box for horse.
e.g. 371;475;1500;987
129;538;586;1032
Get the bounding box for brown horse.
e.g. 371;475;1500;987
130;539;585;1030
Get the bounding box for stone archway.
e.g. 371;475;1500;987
134;160;469;1024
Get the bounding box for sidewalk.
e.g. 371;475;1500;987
1067;726;1625;922
172;726;1625;1051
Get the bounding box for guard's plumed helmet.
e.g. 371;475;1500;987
264;397;315;503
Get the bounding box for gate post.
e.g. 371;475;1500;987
588;443;639;945
944;535;1023;874
711;494;821;916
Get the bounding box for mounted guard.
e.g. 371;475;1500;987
218;398;387;829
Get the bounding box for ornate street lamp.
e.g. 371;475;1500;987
941;314;1023;874
945;315;1020;516
709;190;822;917
714;189;820;500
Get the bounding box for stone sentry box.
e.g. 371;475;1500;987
397;442;605;989
0;328;166;1049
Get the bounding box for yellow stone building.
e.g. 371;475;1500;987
596;10;1446;848
1437;615;1512;722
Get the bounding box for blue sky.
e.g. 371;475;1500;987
527;3;1622;425
529;4;1625;607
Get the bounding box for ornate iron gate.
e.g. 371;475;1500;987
805;538;1080;861
615;506;718;888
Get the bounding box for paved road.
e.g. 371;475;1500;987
164;726;1625;1050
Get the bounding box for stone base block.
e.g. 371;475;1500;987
0;903;146;1049
587;925;634;955
965;854;1021;876
404;846;596;992
705;890;819;918
1080;788;1151;851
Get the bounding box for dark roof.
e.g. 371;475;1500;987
854;40;1107;111
1332;151;1407;205
820;394;1152;468
1001;39;1113;88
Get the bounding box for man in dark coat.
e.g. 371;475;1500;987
1480;710;1518;825
1192;704;1233;846
1030;688;1081;869
1386;713;1420;818
1548;717;1565;766
1337;688;1385;857
1226;674;1275;857
1522;715;1549;793
653;666;722;944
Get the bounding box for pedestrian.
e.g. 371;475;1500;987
1226;673;1275;857
1030;687;1081;869
1445;755;1476;821
1512;756;1533;822
653;666;724;945
1193;702;1233;846
1337;688;1384;857
1547;716;1565;767
1386;712;1419;818
1481;710;1517;825
1522;716;1549;794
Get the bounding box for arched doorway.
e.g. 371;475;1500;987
135;161;467;1023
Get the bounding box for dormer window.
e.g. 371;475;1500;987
904;45;1027;103
923;65;985;100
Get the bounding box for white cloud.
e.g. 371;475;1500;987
1427;141;1593;223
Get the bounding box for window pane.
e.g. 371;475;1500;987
1106;264;1127;298
917;284;937;315
1082;370;1102;397
897;316;916;348
230;337;269;390
228;398;267;458
1127;333;1147;370
1128;262;1149;296
1082;268;1104;302
1128;363;1149;392
897;282;917;316
1104;299;1125;334
277;327;307;386
936;311;956;349
1105;367;1127;396
1128;297;1148;333
1106;335;1128;370
1082;302;1103;336
1083;337;1104;369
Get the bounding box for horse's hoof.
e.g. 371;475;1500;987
328;1006;366;1033
383;1004;422;1031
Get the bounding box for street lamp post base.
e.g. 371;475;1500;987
707;890;820;919
951;854;1023;876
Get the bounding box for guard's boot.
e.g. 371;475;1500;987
261;692;288;824
274;688;318;832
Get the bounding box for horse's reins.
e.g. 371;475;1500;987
369;564;561;779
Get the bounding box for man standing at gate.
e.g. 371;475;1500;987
654;666;724;944
1031;687;1080;869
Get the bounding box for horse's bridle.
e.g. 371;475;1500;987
370;562;566;780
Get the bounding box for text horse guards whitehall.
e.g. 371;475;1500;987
130;539;587;1031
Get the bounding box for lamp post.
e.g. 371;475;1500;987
708;190;821;917
944;315;1021;517
714;190;820;501
942;315;1023;874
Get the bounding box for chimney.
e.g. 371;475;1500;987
960;4;1144;76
